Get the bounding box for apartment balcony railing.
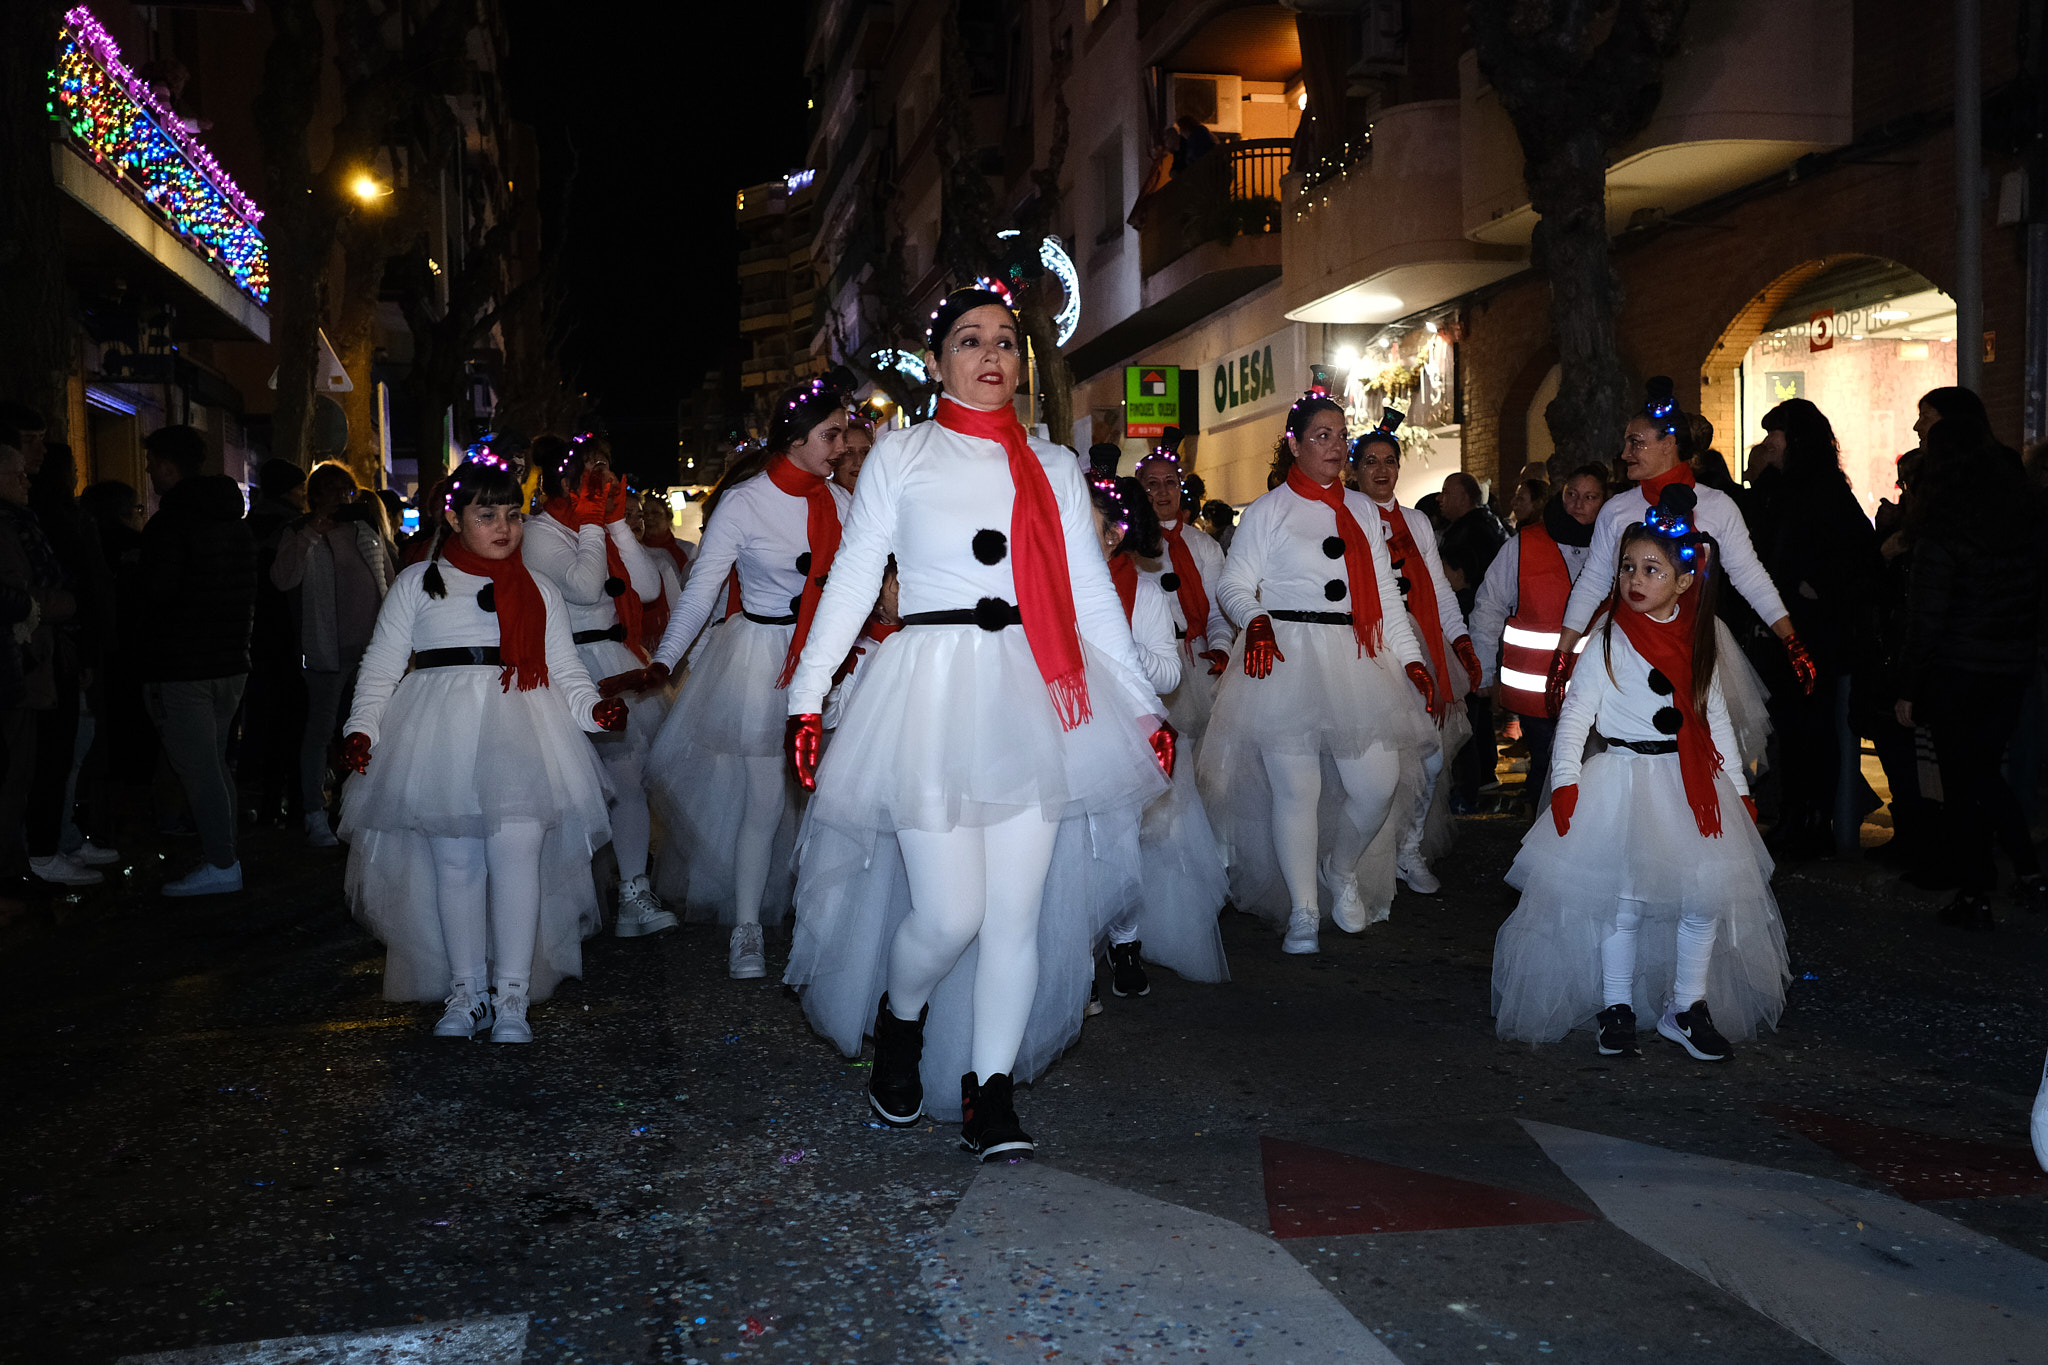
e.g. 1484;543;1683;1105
1135;139;1290;279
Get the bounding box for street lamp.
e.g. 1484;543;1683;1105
350;173;392;203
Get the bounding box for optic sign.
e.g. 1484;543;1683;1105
1809;307;1835;353
1125;366;1180;438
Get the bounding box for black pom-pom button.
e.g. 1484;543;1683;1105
604;575;626;598
1159;572;1181;593
1323;579;1348;602
476;583;496;613
1322;536;1345;560
789;594;805;615
795;551;812;575
972;529;1008;564
973;596;1014;631
1396;575;1412;595
1653;706;1684;735
1647;668;1673;696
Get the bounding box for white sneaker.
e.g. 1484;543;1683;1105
1281;905;1320;955
1321;856;1369;933
29;852;103;888
491;988;532;1043
614;875;678;937
162;861;242;897
729;923;767;979
304;811;339;848
1396;845;1442;895
71;840;121;867
433;985;495;1039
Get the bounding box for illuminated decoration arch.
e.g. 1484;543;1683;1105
994;230;1081;347
873;347;931;385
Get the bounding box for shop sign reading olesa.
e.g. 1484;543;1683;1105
1205;324;1305;429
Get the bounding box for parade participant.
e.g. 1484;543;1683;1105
1196;393;1435;955
781;288;1168;1159
1552;379;1810;714
834;416;876;493
1469;464;1609;804
1353;415;1479;894
1493;490;1788;1060
1090;476;1229;995
638;379;852;978
1134;443;1232;738
523;434;676;940
339;457;626;1043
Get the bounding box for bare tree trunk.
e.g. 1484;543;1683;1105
0;2;77;432
1529;128;1628;476
1019;305;1071;440
332;223;389;486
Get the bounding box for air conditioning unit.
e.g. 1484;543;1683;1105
1168;73;1242;135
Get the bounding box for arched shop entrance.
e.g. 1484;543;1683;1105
1706;256;1956;516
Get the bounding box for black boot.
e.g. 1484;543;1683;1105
868;995;926;1126
959;1072;1034;1161
1594;1003;1639;1057
1106;940;1150;997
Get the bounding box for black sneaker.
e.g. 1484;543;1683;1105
959;1072;1034;1161
1657;999;1730;1062
2016;876;2048;916
1938;892;1996;932
1107;940;1150;997
1595;1003;1639;1057
867;994;926;1127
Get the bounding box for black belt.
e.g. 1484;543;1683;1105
1173;625;1187;640
572;625;627;644
413;646;501;669
1268;609;1353;625
742;611;798;626
1602;734;1679;755
902;598;1021;631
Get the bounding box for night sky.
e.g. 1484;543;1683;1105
501;1;812;483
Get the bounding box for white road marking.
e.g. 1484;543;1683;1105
116;1314;526;1365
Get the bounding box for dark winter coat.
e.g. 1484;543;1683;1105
1439;506;1506;616
140;475;256;682
1749;467;1884;672
1899;525;2043;698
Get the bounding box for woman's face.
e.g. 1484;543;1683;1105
622;496;645;537
1136;459;1182;522
787;410;849;479
1091;504;1125;563
445;500;524;560
1618;540;1691;618
1562;474;1606;526
1914;399;1939;440
832;424;874;491
1510;483;1538;525
1287;410;1349;486
1354;439;1400;502
1748;429;1787;479
927;306;1022;411
1620;416;1679;481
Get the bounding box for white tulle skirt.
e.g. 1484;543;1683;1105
1162;639;1220;737
1492;748;1789;1044
577;636;665;762
1131;757;1231;982
1196;620;1439;922
1411;650;1475;861
785;624;1167;1119
339;665;613;1002
1713;619;1772;771
646;614;798;925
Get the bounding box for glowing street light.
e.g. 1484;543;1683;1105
350;173;392;203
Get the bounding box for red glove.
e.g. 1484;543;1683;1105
341;731;373;775
571;470;609;525
1783;629;1817;695
1544;647;1573;719
1200;649;1230;677
596;669;646;698
603;478;630;525
1742;794;1759;823
1243;616;1284;678
1452;634;1483;696
593;698;629;732
1406;661;1436;715
641;660;671;690
1149;719;1178;778
1550;782;1579;837
786;712;824;792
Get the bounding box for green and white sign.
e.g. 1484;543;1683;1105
1125;365;1180;438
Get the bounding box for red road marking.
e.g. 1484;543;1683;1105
1261;1135;1600;1238
1763;1104;2048;1202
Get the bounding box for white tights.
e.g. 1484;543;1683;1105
890;808;1061;1083
731;755;787;926
1261;748;1402;909
1602;900;1718;1009
601;748;651;883
429;819;546;996
1402;740;1446;854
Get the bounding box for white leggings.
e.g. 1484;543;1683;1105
1261;748;1403;909
600;747;651;883
1401;740;1446;853
1602;899;1718;1009
890;808;1061;1083
731;755;787;927
428;819;546;996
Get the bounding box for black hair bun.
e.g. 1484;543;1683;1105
1646;375;1675;403
1656;484;1698;516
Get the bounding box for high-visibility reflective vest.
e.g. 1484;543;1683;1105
1498;524;1585;718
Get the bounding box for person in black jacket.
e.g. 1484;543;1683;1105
1438;471;1506;811
1896;415;2046;927
140;426;256;897
239;458;306;826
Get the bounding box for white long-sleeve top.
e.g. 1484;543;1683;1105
1550;612;1748;797
1371;496;1470;650
1563;484;1787;636
1155;517;1233;651
344;560;605;744
652;472;851;671
1215;481;1426;670
785;421;1156;717
1469;531;1598;688
521;512;662;637
1129;561;1183;695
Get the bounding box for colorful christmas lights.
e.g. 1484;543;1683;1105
48;6;269;304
